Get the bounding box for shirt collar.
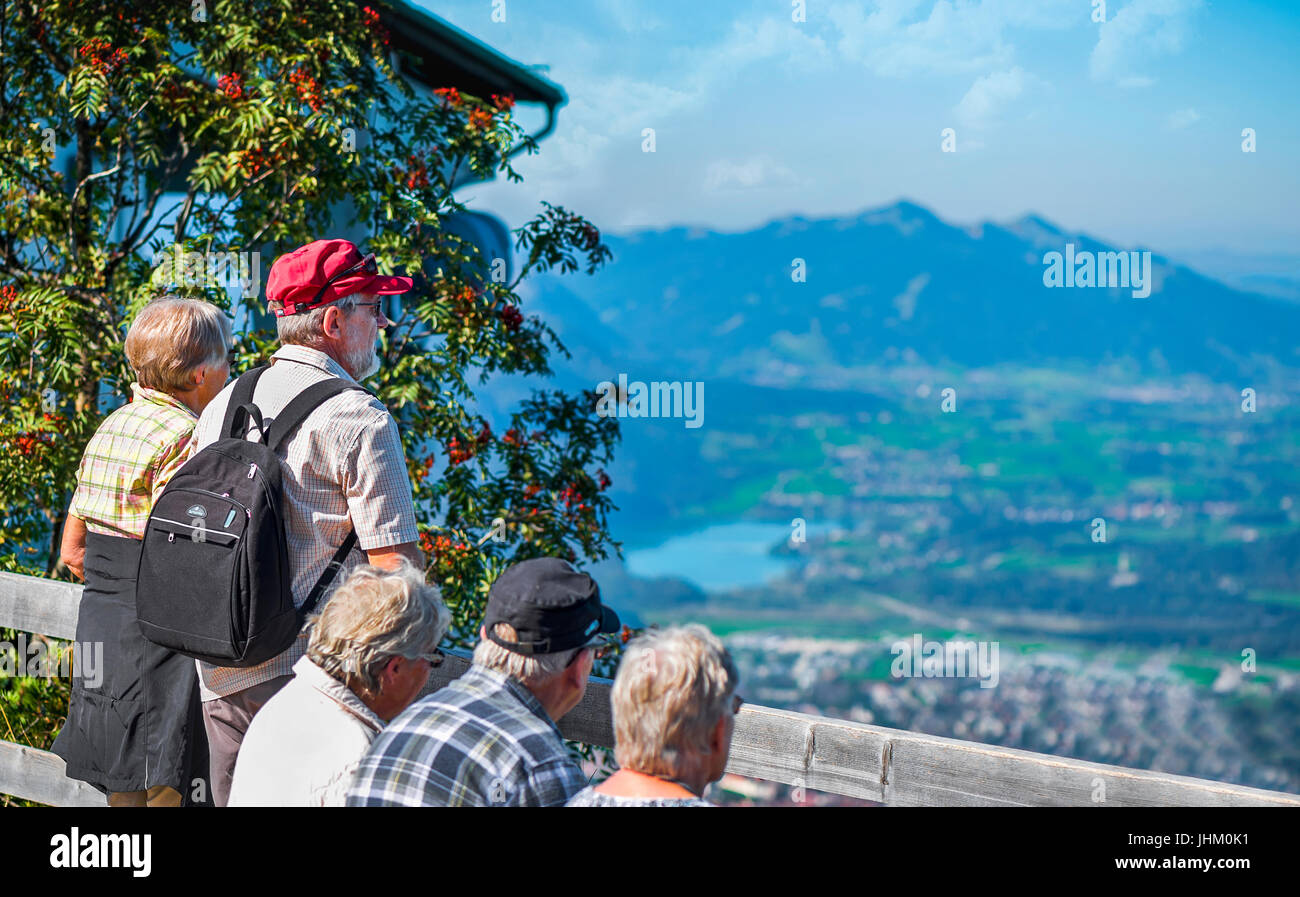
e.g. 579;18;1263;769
468;664;561;731
292;655;385;733
270;344;357;384
130;382;196;419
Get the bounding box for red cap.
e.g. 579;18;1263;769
267;238;414;316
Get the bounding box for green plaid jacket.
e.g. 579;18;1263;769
69;383;197;538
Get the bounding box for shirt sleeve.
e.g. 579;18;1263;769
521;758;587;807
151;430;196;506
341;406;420;551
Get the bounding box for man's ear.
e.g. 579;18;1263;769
380;655;403;685
567;648;591;687
321;304;344;339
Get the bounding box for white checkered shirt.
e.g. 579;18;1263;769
190;344;420;700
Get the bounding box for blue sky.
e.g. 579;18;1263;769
419;0;1300;258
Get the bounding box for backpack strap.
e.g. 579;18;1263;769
266;378;370;453
300;530;359;616
221;365;270;439
268;376;371;615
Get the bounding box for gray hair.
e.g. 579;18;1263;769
307;560;450;694
125;295;232;393
611;624;739;780
472;622;587;687
270;290;366;347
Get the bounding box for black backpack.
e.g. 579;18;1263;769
136;364;366;667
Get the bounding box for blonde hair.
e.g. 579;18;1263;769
472;622;587;687
124;296;231;393
270;290;366;347
307;560;450;694
611;624;739;780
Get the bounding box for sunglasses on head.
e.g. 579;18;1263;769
306;252;378;309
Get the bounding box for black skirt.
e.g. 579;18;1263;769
51;532;210;803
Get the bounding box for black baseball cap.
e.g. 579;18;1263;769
482;558;621;656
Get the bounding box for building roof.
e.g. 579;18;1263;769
382;1;567;110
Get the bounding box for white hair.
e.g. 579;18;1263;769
270;290;368;347
611;624;739;780
306;559;449;694
472;622;587;687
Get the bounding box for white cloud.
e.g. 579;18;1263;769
703;157;799;192
955;67;1029;129
1166;107;1200;129
1089;0;1204;86
827;0;1077;78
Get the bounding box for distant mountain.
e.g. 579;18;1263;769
525;200;1300;382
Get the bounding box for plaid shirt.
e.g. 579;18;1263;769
190;344;420;700
346;665;587;807
69;383;197;539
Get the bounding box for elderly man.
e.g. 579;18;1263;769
567;624;740;806
190;239;423;806
347;558;621;807
227;562;449;806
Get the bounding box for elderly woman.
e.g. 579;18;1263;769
52;295;232;807
227;560;449;806
568;624;741;807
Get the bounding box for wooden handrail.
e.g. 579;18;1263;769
2;570;1297;807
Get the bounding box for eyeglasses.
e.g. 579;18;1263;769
351;300;386;321
415;648;445;668
307;252;378;309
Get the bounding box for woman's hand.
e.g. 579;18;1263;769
59;512;87;582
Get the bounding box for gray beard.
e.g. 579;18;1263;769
344;343;380;381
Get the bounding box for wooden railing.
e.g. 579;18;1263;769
2;570;1297;807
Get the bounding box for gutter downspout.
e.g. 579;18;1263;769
506;99;559;161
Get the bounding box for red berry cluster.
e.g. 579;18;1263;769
502;427;525;447
289;67;323;112
490;93;515;112
420;532;471;565
237;146;277;177
77;38;128;75
361;6;381;27
499;305;523;331
434;87;463;108
0;285;19;314
620;625;632;645
446;284;478;318
446;436;473;466
217;72;244;100
558;482;587;511
468;107;493;131
414;454;436;485
13;415;61;457
580;223;601;251
403;153;429;190
446;425;492;467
